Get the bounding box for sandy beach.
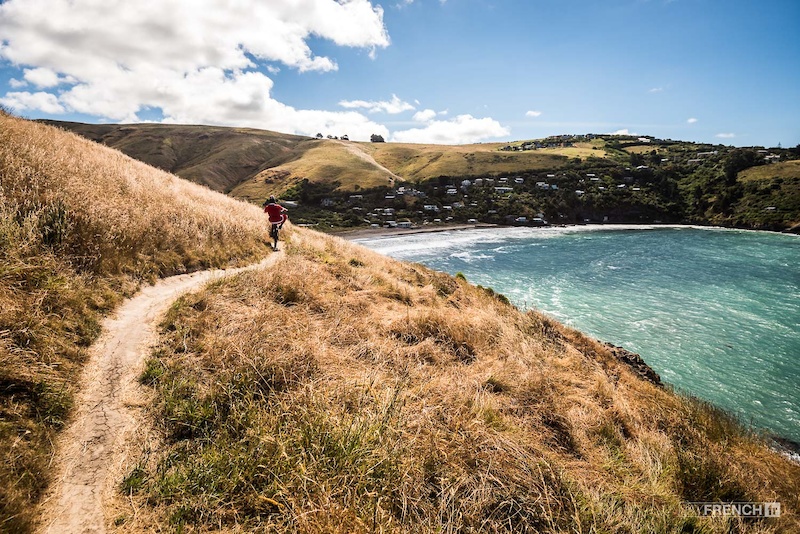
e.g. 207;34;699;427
334;223;499;241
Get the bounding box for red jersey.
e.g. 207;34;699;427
264;202;286;223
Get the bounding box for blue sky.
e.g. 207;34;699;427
1;0;797;146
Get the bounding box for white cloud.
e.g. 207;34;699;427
392;114;509;145
0;91;65;114
525;110;542;118
687;117;698;124
649;87;664;93
716;133;736;139
8;78;27;88
23;67;60;88
610;128;638;136
412;109;437;122
339;94;415;114
0;0;390;139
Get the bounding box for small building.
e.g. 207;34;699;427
494;186;514;194
397;221;413;228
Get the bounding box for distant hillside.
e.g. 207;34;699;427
40;121;310;193
47;121;800;231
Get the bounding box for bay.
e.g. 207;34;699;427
355;225;800;443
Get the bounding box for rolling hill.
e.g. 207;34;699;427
39;121;310;193
45;120;800;231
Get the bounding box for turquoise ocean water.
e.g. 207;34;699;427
355;226;800;443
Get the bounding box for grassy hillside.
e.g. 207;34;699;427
231;139;399;202
6;113;799;532
0;112;274;532
40;121;310;193
118;228;800;533
739;159;800;182
361;142;578;182
48;121;800;231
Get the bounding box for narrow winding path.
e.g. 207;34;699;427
36;253;281;534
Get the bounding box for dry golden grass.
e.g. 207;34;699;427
231;139;396;200
738;160;800;182
230;139;584;200
125;228;800;533
0;111;273;532
362;142;574;183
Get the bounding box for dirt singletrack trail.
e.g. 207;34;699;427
36;253;282;534
335;140;402;185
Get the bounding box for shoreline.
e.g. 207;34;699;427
337;221;800;458
333;223;499;241
333;221;800;242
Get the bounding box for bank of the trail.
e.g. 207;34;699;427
36;254;280;534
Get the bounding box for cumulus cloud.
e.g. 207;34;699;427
0;91;65;114
23;67;65;88
392;114;509;145
412;109;438;122
339;94;415;114
8;78;27;88
0;0;390;139
525;110;542;118
687;117;698;124
715;132;736;139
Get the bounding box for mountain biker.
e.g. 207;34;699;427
263;196;288;251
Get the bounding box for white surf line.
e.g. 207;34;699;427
36;253;282;534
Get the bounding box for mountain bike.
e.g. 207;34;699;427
270;222;281;251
